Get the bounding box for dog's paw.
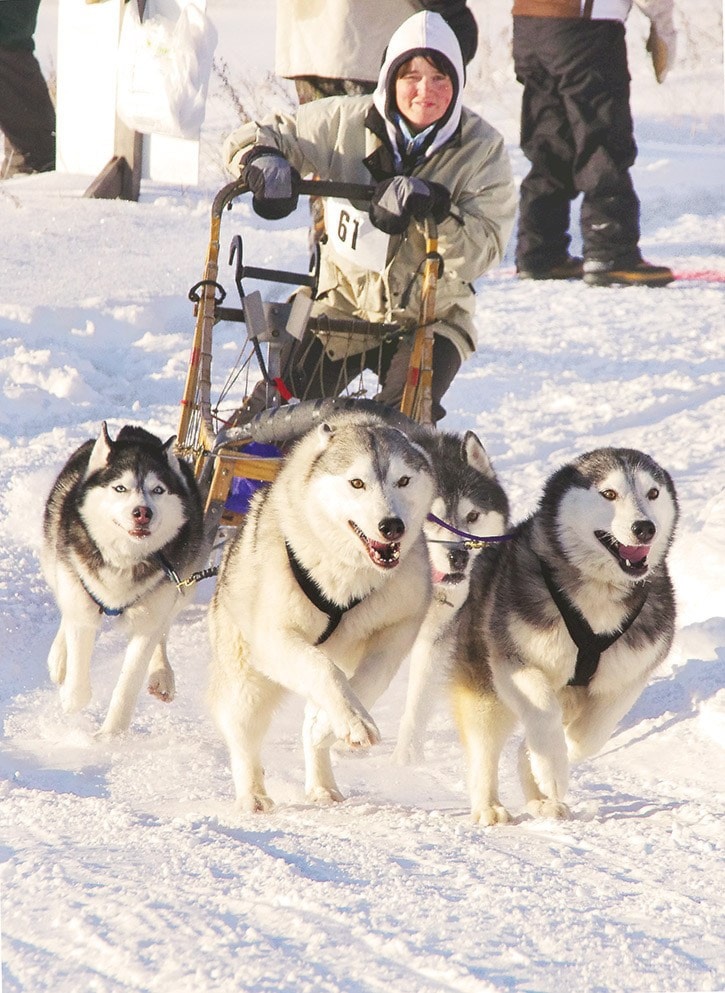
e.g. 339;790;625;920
59;681;91;714
148;670;175;703
309;707;380;749
391;738;424;767
526;798;571;820
237;792;275;814
306;785;345;805
471;803;511;826
341;712;381;749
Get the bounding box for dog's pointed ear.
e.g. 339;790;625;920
315;422;335;448
84;421;114;477
162;435;186;485
463;431;494;479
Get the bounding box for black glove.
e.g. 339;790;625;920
369;176;451;235
242;145;300;220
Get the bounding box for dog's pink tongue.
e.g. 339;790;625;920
620;545;649;562
431;567;447;584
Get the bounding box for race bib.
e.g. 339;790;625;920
324;198;390;271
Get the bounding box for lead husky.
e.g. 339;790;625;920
392;428;510;765
42;423;203;736
208;411;434;812
451;448;678;824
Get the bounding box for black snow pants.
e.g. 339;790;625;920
0;45;56;174
513;17;641;271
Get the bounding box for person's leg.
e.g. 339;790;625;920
0;47;55;175
555;21;672;285
376;332;461;424
559;21;640;266
513;18;579;277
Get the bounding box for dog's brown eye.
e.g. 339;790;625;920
397;476;410;487
467;511;480;523
647;487;660;500
601;489;617;501
350;478;365;490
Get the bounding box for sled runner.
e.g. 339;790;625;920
175;178;442;548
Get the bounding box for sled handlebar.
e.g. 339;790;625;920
212;178;376;219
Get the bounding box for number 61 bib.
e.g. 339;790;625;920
324;198;390;271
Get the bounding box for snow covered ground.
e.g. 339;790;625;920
1;2;724;991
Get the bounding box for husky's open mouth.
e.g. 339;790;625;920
349;522;401;569
595;530;650;576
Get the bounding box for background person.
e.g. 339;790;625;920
513;0;677;287
224;11;516;424
0;0;56;178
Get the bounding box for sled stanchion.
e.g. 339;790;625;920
400;217;440;426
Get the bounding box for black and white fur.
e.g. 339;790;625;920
41;423;203;735
208;411;435;812
451;448;678;824
392;428;510;765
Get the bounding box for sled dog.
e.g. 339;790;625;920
208;411;434;812
392;428;510;765
42;423;203;735
450;448;678;824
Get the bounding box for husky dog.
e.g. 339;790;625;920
208;411;434;812
42;423;203;736
392;428;510;765
451;448;678;824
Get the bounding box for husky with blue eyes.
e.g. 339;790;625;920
41;423;203;736
450;447;679;825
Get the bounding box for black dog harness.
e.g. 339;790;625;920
285;543;364;646
538;558;648;687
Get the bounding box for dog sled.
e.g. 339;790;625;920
174;177;443;549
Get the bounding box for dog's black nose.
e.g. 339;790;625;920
631;519;655;542
133;505;153;525
379;517;405;541
449;546;469;572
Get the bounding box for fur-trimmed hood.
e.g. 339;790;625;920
372;11;465;168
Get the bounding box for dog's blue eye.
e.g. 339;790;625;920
397;476;410;487
647;487;659;500
350;478;365;489
601;489;617;501
151;486;165;495
113;484;127;493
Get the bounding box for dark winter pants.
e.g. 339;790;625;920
0;45;56;174
513;17;641;270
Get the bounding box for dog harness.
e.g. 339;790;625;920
285;542;364;646
538;558;648;687
79;552;202;616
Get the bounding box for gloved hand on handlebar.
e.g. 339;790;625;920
369;176;451;235
241;146;301;220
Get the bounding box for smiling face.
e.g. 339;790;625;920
394;55;454;132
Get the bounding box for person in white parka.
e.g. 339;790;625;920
223;11;516;423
